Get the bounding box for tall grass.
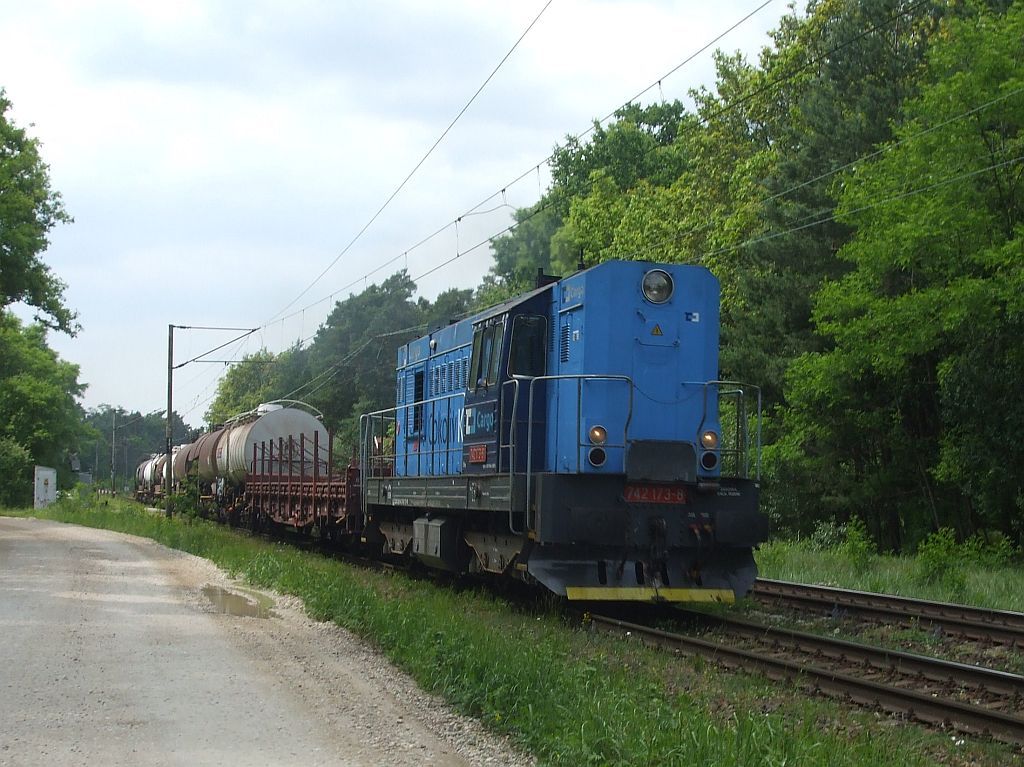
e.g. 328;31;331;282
757;523;1024;612
5;495;1015;766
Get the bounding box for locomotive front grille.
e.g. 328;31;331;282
625;440;697;483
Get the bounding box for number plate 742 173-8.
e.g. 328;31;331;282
623;484;687;504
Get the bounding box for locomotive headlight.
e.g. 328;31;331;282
641;269;673;304
700;430;719;450
588;425;608;445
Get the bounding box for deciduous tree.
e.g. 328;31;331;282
770;1;1024;546
0;90;75;334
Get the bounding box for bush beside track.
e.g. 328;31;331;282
4;492;1019;767
757;520;1024;612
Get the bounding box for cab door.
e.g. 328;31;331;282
502;313;547;473
462;315;506;474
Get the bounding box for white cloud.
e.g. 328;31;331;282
1;0;792;427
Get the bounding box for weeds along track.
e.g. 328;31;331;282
590;612;1024;745
240;522;1024;742
753;579;1024;646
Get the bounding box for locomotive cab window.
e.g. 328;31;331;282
508;315;546;378
469;317;507;392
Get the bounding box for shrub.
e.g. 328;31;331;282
840;516;875;570
0;437;33;507
914;528;966;594
170;477;204;519
962;531;1017;569
809;519;845;551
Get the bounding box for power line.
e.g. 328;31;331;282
187;150;1023;427
261;0;783;332
172;327;259;370
180;322;430;423
627;85;1024;264
265;0;555;324
697;154;1024;263
209;0;939;416
185;1;933;421
262;0;923;335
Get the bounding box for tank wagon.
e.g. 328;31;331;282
360;260;768;602
136;402;357;531
138;260;768;603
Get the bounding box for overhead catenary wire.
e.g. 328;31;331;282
265;0;556;325
172;327;260;370
625;85;1024;264
261;0;924;336
696;153;1024;264
181;149;1020;426
182;0;939;424
179;322;431;423
264;0;783;332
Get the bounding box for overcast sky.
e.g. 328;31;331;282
2;0;792;428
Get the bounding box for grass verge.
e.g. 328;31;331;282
756;536;1024;612
5;494;1020;767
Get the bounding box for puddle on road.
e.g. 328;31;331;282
202;585;275;618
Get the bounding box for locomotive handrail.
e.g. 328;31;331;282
685;380;762;481
359;390;468;516
516;374;634;534
500;376;526;531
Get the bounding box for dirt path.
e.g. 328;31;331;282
0;517;533;767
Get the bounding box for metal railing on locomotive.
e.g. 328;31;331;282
359;390;468;514
358;377;761;532
692;381;762;480
506;377;762;534
502;374;634;535
357;374;635;532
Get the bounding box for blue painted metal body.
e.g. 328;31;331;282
394;316;473;477
393;260;723;481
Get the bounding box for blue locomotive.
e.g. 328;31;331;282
360;260;768;602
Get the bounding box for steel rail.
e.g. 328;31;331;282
590;614;1024;745
753;579;1024;645
691;611;1024;699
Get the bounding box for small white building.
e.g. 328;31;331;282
33;466;57;509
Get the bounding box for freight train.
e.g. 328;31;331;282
138;260;769;602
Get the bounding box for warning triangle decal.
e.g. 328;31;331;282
651;324;663;336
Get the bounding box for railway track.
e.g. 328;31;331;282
590;611;1024;745
752;578;1024;646
233;519;1024;742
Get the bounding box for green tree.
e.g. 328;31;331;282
479;102;689;307
770;1;1024;547
305;271;423;430
83;406;193;489
203;348;304;426
724;0;942;404
550;101;689;214
419;287;474;330
0;90;75;334
0;311;85;502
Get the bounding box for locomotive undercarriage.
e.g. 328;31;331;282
364;471;767;602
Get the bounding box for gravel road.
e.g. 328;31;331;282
0;517;534;767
